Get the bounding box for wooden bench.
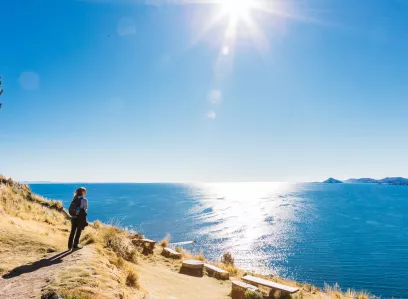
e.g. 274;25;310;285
132;238;156;255
231;280;259;299
161;247;181;259
180;260;204;277
141;239;156;255
242;275;299;295
204;263;229;280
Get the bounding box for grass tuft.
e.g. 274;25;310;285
244;290;263;299
81;231;99;245
93;220;103;229
125;269;140;288
221;252;234;266
159;234;170;247
127;249;139;264
194;251;205;261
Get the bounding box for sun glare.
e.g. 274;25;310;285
221;0;254;19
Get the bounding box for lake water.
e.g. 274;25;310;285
29;183;408;298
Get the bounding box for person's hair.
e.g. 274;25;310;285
74;187;87;199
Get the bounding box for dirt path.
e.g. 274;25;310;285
0;247;94;299
138;263;231;299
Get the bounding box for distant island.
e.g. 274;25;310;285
322;177;408;186
322;177;343;184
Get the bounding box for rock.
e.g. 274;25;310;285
41;291;63;299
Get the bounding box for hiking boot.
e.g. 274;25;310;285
73;246;83;250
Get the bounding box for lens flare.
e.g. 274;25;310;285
221;0;254;19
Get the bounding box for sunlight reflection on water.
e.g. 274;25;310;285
187;182;311;275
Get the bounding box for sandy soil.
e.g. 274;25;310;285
138;262;231;299
0;247;94;299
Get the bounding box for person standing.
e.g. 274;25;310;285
68;187;88;250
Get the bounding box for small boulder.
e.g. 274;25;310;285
41;291;63;299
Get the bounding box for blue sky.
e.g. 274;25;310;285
1;0;408;182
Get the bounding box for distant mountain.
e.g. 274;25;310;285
378;177;408;185
344;178;378;184
322;177;343;184
344;177;408;186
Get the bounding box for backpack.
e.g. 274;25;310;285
68;196;82;217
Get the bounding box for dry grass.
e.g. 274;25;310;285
80;223;139;265
59;289;108;299
0;184;67;226
111;256;126;269
93;220;103;229
126;268;140;288
291;290;305;299
244;290;263;299
219;263;238;276
127;249;139;264
194;251;205;261
159;234;170;247
0;230;60;273
0;178;142;299
324;283;370;299
218;252;239;276
81;231;98;245
221;252;235;266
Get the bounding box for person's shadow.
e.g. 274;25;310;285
2;250;74;279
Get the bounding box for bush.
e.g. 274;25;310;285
126;269;139;288
160;234;170;247
59;289;95;299
291;290;304;299
244;290;263;299
127;249;139;264
102;226;129;257
220;263;238;276
221;252;234;266
269;289;291;299
93;220;103;229
194;252;205;261
81;232;98;245
111;256;126;269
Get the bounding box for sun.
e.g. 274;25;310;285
221;0;254;19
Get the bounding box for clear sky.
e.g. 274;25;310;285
1;0;408;182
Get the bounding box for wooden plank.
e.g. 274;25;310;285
182;260;204;269
204;264;228;274
242;275;299;294
204;263;229;280
141;238;156;244
161;247;181;259
163;247;180;255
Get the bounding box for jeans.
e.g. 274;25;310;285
68;218;82;249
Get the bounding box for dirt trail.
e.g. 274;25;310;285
138;263;231;299
0;247;94;299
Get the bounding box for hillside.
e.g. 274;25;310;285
322;178;343;184
0;175;371;299
344;177;408;185
344;178;378;184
